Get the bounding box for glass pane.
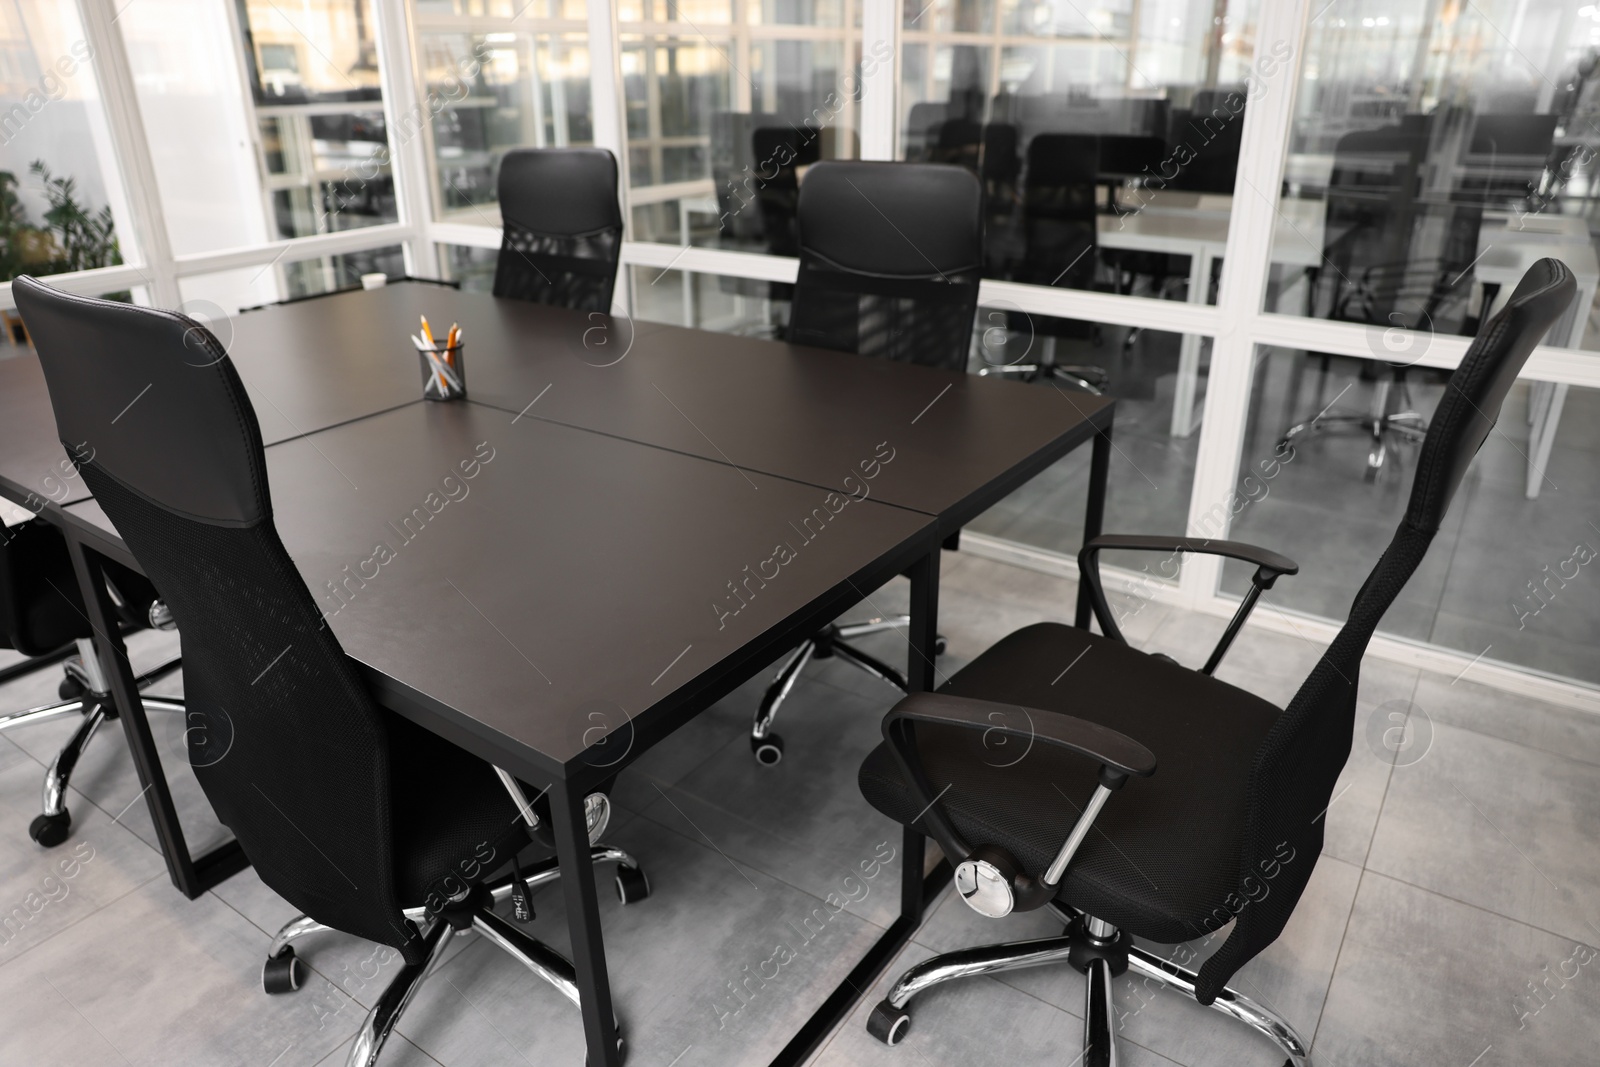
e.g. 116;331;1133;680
906;0;997;35
1226;347;1600;687
120;0;395;254
180;245;404;318
902;0;1259;311
418;31;594;223
619;1;735;23
1270;2;1600;355
622;18;863;252
629;264;790;336
754;0;847;28
415;1;586;16
966;311;1205;576
439;242;499;293
0;1;134;281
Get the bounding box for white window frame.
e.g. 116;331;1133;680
2;0;1595;712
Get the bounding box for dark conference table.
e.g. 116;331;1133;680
2;281;1114;1067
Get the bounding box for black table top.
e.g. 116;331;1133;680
254;284;1115;524
0;288;432;506
66;401;933;780
0;355;83;508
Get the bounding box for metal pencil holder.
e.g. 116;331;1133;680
414;339;465;401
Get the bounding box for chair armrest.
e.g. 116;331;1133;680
882;692;1155;914
885;692;1156;780
1077;535;1298;673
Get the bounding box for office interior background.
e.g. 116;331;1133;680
2;0;1599;1065
6;0;1600;702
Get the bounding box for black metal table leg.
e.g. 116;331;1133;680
551;780;622;1067
64;537;247;899
906;544;941;694
1076;426;1112;630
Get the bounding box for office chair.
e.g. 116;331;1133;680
492;147;623;313
14;276;650;1067
856;258;1575;1067
979;134;1113;393
1281;122;1484;479
0;515;183;846
745;161;976;765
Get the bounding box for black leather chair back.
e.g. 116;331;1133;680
1196;258;1575;1001
13;276;427;965
789;161;982;370
493;147;623;313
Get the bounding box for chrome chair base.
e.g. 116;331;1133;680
1280;378;1428;481
979;361;1109;395
866;911;1310;1067
0;638;184;846
261;845;648;1067
751;616;944;766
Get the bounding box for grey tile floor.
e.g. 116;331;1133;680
0;553;1596;1066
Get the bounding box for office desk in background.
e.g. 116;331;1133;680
0;281;1115;1067
1100;193;1598;497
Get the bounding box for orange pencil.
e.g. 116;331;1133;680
445;323;459;365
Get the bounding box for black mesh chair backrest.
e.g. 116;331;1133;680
1019;133;1099;291
1319;121;1484;337
12;276;427;965
1195;258;1576;1002
789;161;982;371
493;147;623;313
750;125;821;258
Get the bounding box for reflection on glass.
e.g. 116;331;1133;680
418;31;594;221
753;0;846;27
630;264;791;337
1227;347;1600;687
901;0;1258;310
283;245;406;300
623;13;863;253
619;1;735;23
969;312;1204;572
0;1;128;281
440;242;499;292
1271;2;1600;354
242;0;383;105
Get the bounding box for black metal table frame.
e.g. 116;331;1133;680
29;402;1113;1067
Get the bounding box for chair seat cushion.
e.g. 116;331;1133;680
386;713;540;908
859;623;1282;942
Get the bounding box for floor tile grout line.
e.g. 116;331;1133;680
0;869;166;976
1307;866;1369;1056
623;803;896;937
1355;864;1600;948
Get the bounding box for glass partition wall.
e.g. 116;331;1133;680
4;0;1599;708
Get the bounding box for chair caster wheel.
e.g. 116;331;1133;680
29;811;70;848
934;636;947;656
585;1032;625;1064
58;676;86;701
615;864;651;904
262;947;307;994
751;734;784;765
867;1000;911;1045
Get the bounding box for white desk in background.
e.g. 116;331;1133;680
1098;196;1597;498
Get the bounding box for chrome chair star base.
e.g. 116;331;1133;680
867;906;1310;1067
978;336;1113;395
265;840;647;1067
1279;376;1428;481
751;615;945;766
0;634;183;846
